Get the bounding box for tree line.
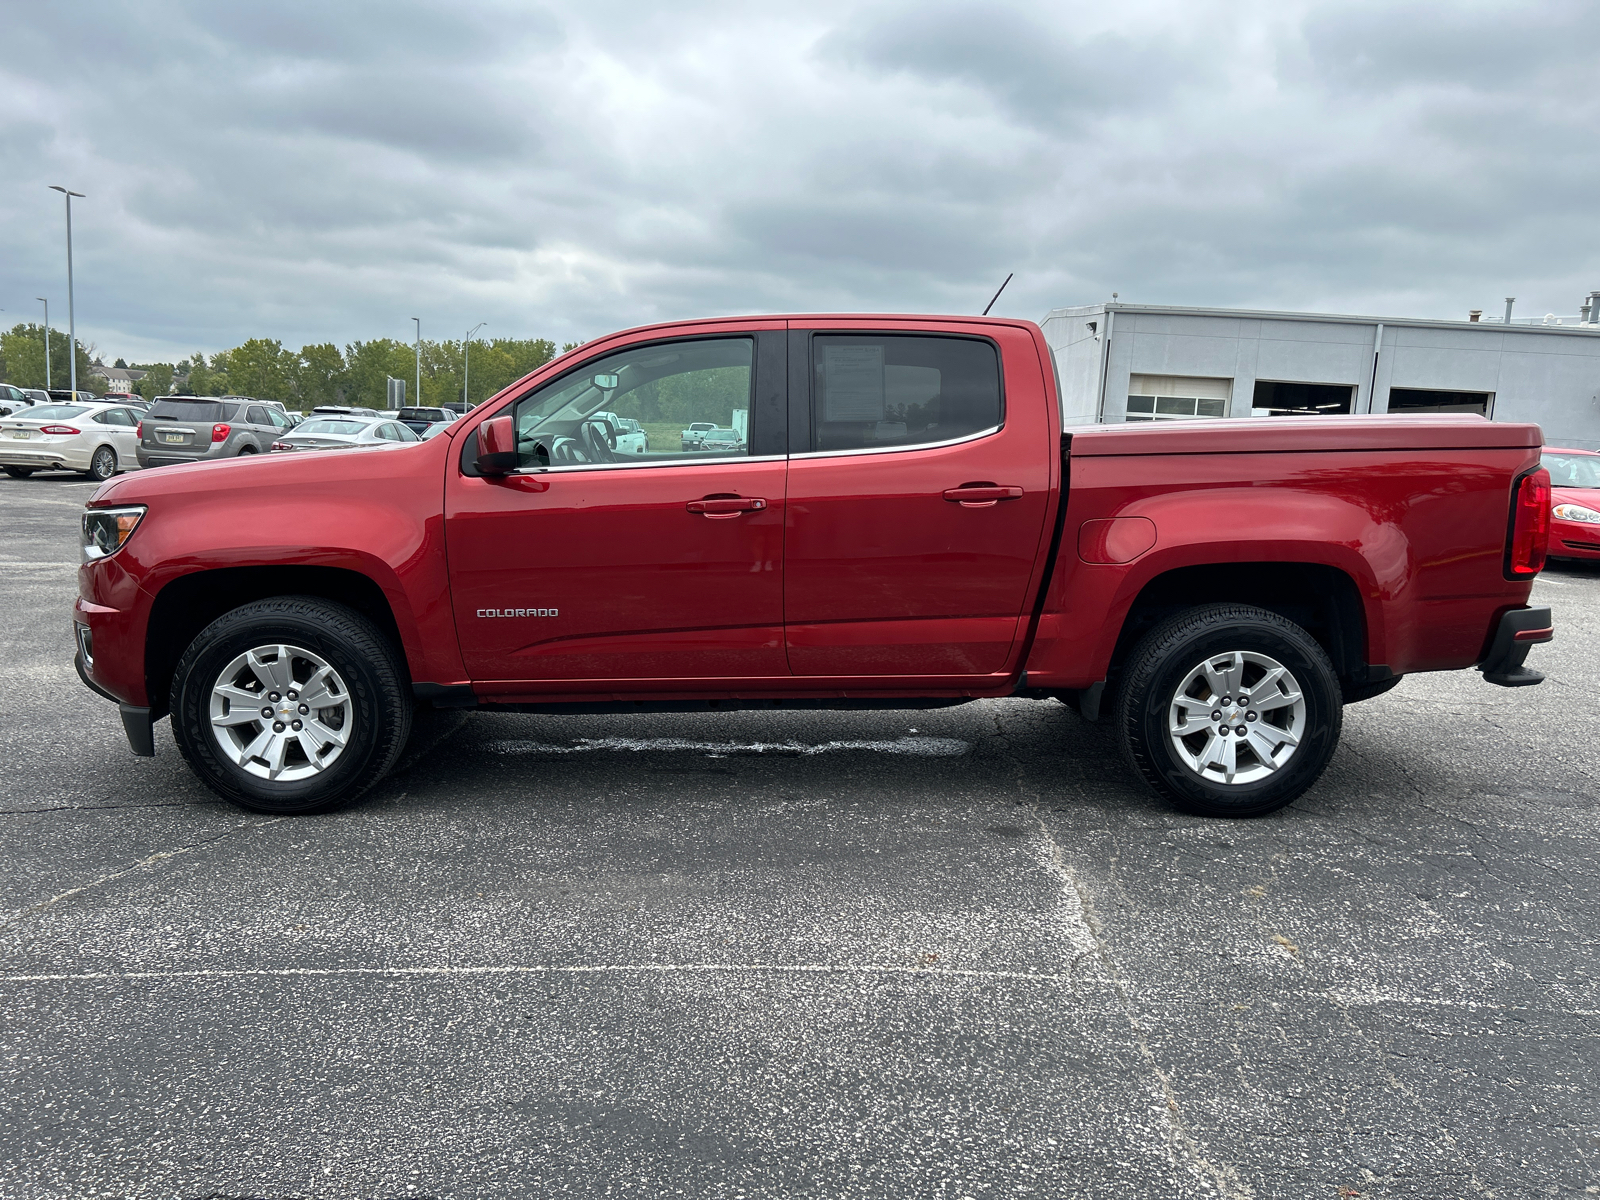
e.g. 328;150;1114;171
0;325;570;412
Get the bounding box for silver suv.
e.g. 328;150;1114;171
137;396;297;468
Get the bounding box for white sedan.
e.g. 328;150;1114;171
0;401;143;481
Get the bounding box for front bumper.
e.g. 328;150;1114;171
75;647;156;756
1550;519;1600;559
1477;605;1553;687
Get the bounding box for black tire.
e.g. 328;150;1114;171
1342;675;1403;705
3;466;36;479
87;446;117;481
1115;604;1342;818
169;596;412;814
237;444;257;455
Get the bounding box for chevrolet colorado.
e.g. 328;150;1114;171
74;314;1554;818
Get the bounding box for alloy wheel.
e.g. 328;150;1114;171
1166;650;1307;786
208;643;353;781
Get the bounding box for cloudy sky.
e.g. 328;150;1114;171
2;0;1597;363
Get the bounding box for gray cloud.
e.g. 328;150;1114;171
2;0;1597;363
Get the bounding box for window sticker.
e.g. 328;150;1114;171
822;344;885;422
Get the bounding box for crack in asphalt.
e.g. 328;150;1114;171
0;816;284;932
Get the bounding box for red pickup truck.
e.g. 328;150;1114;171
74;314;1554;819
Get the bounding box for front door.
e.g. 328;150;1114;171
445;327;789;686
782;326;1054;678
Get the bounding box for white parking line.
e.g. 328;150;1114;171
486;735;971;757
0;962;1068;985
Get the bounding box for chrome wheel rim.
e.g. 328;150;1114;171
208;644;352;781
1167;650;1306;786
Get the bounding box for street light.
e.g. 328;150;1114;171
464;321;486;407
49;186;84;396
36;297;50;389
411;317;421;409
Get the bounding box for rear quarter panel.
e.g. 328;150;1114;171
1025;441;1542;688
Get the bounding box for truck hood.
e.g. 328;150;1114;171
90;437;441;507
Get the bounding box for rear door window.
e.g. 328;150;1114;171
808;335;1002;453
246;406;272;425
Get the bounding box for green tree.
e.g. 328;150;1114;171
184;351;231;396
0;323;93;390
226;338;294;401
292;343;347;411
344;339;416;408
133;363;175;401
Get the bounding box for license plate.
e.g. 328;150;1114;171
8;430;28;439
162;433;186;444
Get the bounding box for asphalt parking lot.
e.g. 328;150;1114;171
2;471;1597;1200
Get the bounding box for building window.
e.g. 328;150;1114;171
1125;374;1231;422
1386;388;1492;417
1251;381;1355;417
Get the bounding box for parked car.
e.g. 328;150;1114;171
21;388;50;404
136;396;297;469
47;389;99;404
101;391;142;403
699;427;744;453
75;313;1553;820
395;407;459;435
680;420;716;450
419;422;453;440
311;405;380;418
595;411;647;455
1543;447;1600;561
270;416;421;452
0;383;40;417
0;400;142;480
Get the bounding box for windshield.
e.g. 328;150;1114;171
398;408;448;421
295;420;368;436
17;405;89;420
1544;453;1600;489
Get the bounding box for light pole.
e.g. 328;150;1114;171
464;321;486;407
411;317;421;408
36;297;50;388
49;186;84;396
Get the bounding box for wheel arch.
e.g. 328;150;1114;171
1109;561;1372;689
145;565;409;719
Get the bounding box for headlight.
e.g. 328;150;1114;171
81;505;146;562
1552;503;1600;524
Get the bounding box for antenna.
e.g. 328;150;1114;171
982;273;1013;316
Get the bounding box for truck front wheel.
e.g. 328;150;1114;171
1115;604;1342;818
169;597;412;814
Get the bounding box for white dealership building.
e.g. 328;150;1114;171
1042;301;1600;450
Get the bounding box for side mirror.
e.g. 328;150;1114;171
475;415;517;476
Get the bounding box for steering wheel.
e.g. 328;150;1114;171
578;418;616;463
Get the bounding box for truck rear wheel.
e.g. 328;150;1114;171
1115;604;1342;818
169;597;411;814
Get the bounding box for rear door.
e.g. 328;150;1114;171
95;406;142;465
445;324;789;686
782;322;1055;678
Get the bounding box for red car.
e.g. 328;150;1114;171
73;314;1554;819
1543;447;1600;561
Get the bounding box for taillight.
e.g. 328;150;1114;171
40;424;80;435
271;441;294;451
136;421;143;438
211;423;230;442
1507;467;1551;578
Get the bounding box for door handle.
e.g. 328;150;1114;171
943;485;1023;507
686;496;767;518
